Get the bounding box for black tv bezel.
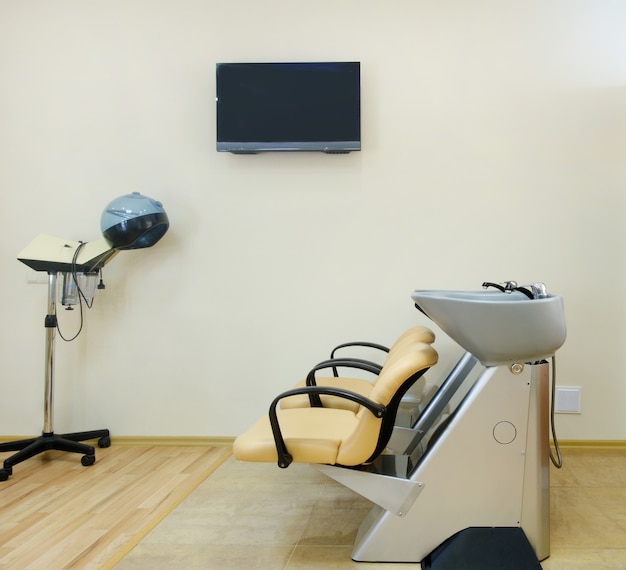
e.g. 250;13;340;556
216;61;361;154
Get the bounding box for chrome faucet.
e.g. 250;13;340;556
482;280;518;293
482;280;548;299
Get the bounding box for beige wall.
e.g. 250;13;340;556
0;1;624;440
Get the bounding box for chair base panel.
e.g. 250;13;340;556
421;527;542;570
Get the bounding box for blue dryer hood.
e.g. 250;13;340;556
101;192;169;250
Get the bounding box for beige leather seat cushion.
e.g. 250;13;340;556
232;407;377;465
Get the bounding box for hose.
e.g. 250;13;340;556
549;355;563;468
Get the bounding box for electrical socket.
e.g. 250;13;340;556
555;386;582;414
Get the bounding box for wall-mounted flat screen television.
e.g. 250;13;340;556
216;62;360;154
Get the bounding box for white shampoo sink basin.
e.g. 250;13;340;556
411;289;566;366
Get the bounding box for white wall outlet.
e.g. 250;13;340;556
555;386;582;414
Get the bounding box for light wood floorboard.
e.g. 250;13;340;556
0;444;231;570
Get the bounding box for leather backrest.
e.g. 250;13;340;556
337;342;438;465
371;342;438;405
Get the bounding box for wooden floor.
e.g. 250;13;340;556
0;444;231;570
3;445;626;569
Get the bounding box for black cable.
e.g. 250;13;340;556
512;286;534;300
56;290;85;342
549;355;563;468
71;242;95;309
56;241;95;342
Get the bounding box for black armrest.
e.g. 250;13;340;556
305;358;383;408
268;386;386;469
329;342;389;377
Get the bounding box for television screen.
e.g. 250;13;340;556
216;62;360;154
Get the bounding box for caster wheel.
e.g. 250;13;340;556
0;468;11;482
98;436;111;448
81;455;96;467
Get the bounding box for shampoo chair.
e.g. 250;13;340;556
233;340;438;468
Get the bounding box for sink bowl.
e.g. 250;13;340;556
411;289;566;366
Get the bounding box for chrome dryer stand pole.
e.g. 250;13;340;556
0;272;110;481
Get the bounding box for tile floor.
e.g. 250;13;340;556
115;448;626;569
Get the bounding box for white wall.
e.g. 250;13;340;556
0;0;624;440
